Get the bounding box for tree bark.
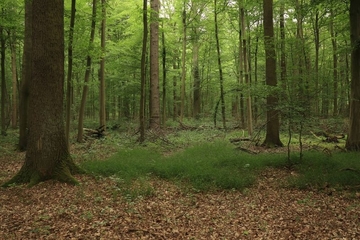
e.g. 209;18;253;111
3;0;82;187
180;7;187;122
0;25;6;136
10;30;18;129
18;0;31;151
262;0;283;147
192;27;201;119
149;0;161;129
345;0;360;151
66;0;76;149
139;0;148;143
99;0;106;129
214;0;226;129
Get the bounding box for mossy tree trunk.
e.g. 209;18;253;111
3;0;82;187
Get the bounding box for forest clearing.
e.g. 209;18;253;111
1;125;360;239
1;0;360;239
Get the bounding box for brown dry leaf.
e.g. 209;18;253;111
1;151;360;239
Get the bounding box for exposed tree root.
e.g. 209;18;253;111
2;158;84;188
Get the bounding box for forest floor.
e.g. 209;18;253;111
0;132;360;239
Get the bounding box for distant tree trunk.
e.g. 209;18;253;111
262;0;283;147
99;0;106;129
139;0;148;143
161;22;167;124
346;0;360;151
330;10;338;116
313;8;320;116
173;55;179;121
192;27;201;119
10;30;18;129
149;0;161;129
0;25;6;136
237;2;245;128
214;0;226;129
18;0;32;150
3;0;82;187
180;7;187;122
240;4;252;136
66;0;76;149
77;0;97;142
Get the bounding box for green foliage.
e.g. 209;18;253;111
81;140;288;192
287;151;360;190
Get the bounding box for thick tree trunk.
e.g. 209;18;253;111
262;0;283;147
346;0;360;151
3;0;82;187
149;0;161;129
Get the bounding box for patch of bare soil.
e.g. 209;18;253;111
1;153;359;239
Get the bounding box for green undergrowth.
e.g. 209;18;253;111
82;140;360;195
81;141;287;193
287;151;360;190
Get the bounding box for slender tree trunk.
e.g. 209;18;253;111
66;0;76;149
173;56;178;121
180;8;187;122
0;26;6;136
149;0;161;129
139;0;148;143
240;4;252;136
238;3;245;128
345;0;360;151
10;31;17;129
313;9;320;116
3;0;82;187
330;10;338;116
192;28;201;119
262;0;283;147
77;0;97;142
214;0;226;129
161;22;167;125
18;0;32;150
99;0;106;128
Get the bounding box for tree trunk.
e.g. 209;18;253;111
66;0;76;149
139;0;148;143
161;22;167;124
345;0;360;151
214;0;226;129
18;0;31;151
330;10;338;116
3;0;82;187
10;30;18;129
149;0;161;129
192;27;201;119
180;7;187;122
99;0;106;129
77;0;97;142
0;25;6;136
240;4;253;136
262;0;283;147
